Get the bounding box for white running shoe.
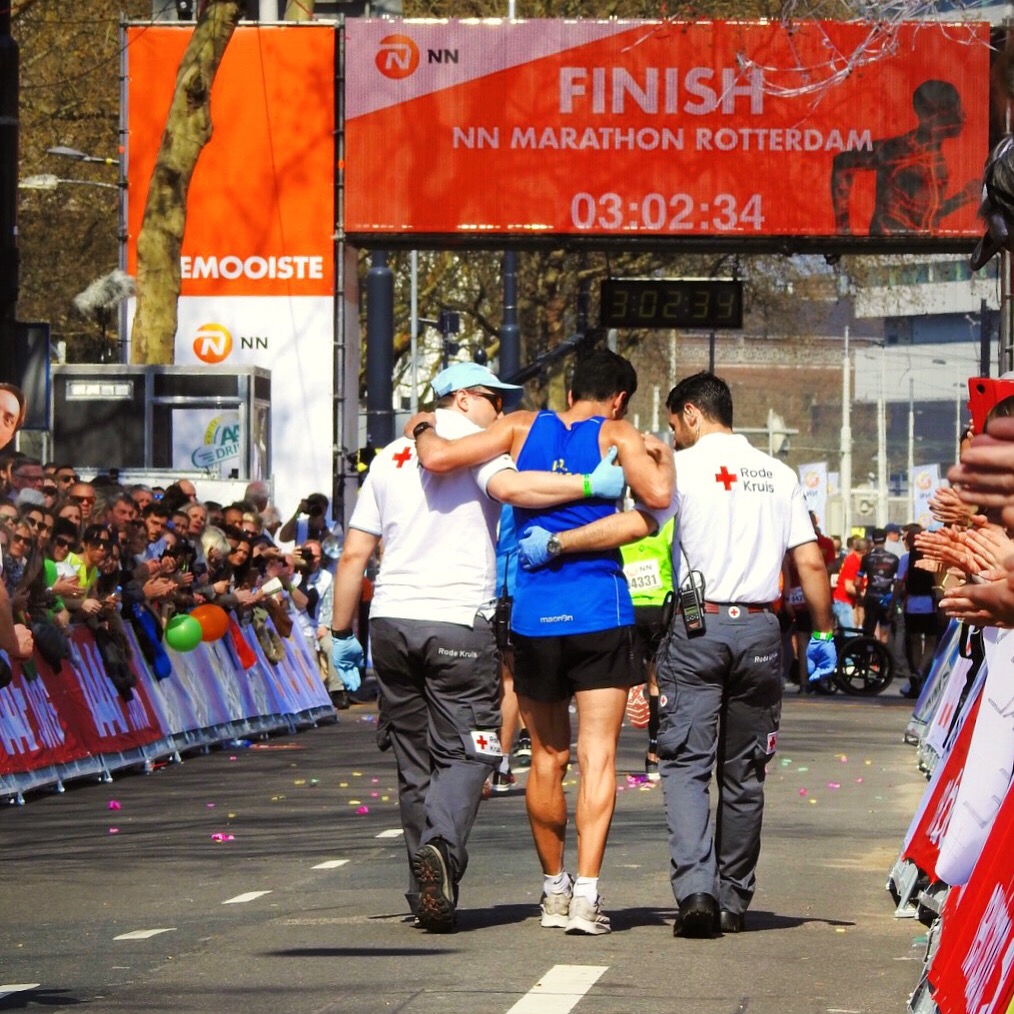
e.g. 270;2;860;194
540;874;573;928
565;894;611;935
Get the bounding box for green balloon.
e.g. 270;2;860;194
164;614;203;653
43;558;58;587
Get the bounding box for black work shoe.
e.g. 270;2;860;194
719;909;745;933
411;840;456;933
330;689;351;710
673;893;718;938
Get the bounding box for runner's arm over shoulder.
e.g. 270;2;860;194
486;469;588;508
601;422;674;509
406;413;523;472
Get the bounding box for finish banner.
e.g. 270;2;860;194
344;19;989;243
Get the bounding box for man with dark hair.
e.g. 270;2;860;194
858;529;900;643
407;349;673;935
333;360;626;935
519;370;834;938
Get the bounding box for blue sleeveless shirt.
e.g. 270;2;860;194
512;412;633;636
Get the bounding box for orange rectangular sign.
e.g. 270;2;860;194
344;19;990;244
125;24;335;296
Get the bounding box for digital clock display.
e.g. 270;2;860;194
599;278;743;330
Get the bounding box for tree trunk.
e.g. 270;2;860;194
129;0;243;365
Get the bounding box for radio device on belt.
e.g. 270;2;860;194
677;543;707;638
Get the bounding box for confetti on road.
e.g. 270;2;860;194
211;833;235;843
107;800;121;810
356;805;369;815
109;827;120;834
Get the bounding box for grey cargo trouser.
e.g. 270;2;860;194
370;615;502;912
655;607;782;915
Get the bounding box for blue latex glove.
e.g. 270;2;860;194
518;525;553;571
331;634;365;692
806;636;838;683
587;445;625;499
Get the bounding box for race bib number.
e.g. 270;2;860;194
624;558;663;593
787;587;805;606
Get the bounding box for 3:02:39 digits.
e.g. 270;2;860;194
570;192;765;232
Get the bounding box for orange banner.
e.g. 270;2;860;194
125;25;335;297
344;19;990;243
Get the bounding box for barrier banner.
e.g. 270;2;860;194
936;627;1014;886
902;688;982;878
0;661;91;775
929;781;1014;1014
45;631;164;757
345;19;989;242
924;641;977;760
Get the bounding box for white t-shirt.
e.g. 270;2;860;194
669;432;815;603
349;408;516;626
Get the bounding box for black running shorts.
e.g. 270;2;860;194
512;626;643;703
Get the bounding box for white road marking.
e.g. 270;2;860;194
222;891;272;905
313;859;350;870
114;928;177;940
0;985;42;1000
375;828;404;839
506;965;608;1014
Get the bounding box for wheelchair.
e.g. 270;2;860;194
830;624;894;696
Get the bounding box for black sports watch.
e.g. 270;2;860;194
412;420;434;440
546;534;564;559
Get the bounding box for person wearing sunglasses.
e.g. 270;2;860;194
68;482;98;522
47;519;84;609
67;525;115;620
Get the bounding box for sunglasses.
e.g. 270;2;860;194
469;389;504;413
54;537;75;549
72;496;97;505
57;475;80;484
24;517;45;529
9;534;30;546
42;486;58;496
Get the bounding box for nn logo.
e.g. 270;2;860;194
193;323;233;364
376;35;419;79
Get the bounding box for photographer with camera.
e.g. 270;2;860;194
278;492;335;548
288;539;351;708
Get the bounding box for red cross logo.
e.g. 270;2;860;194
715;466;737;490
393;446;413;468
475;735;488;750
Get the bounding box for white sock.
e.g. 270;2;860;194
497;756;511;775
543;870;571;895
573;876;599;901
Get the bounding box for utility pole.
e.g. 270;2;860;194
877;346;888;527
0;6;18;341
840;326;852;537
907;377;915;524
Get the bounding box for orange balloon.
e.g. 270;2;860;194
190;603;231;642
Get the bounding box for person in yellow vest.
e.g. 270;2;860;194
620;517;675;780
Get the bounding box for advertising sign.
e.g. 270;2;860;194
124;26;336;513
345;19;989;244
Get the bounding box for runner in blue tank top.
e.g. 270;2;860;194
406;350;674;936
512;413;633;636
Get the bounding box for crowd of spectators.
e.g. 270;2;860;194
0;452;348;703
